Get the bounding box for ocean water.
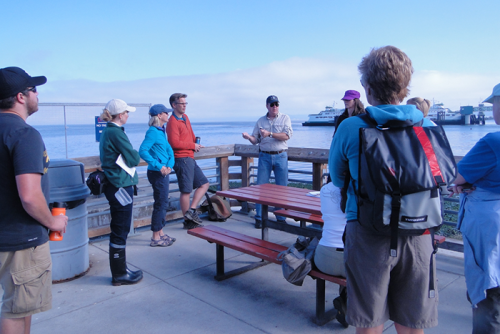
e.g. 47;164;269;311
33;119;497;159
32;119;498;182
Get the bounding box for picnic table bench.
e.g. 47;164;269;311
187;224;345;326
192;184;446;326
274;209;447;245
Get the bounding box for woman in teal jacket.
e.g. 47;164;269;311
139;104;175;247
99;99;142;286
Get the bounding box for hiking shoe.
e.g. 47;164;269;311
255;219;262;229
183;220;203;230
184;209;203;224
333;296;349;328
150;238;174;247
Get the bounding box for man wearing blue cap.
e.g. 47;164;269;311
0;67;68;334
242;95;293;228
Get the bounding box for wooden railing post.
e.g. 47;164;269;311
239;157;254;213
241;157;254;187
312;163;328;190
217;157;230;191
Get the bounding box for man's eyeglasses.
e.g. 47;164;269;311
270;102;279;107
27;87;37;93
175;102;188;106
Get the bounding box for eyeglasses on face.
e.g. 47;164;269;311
175;102;188;106
270;102;279;107
27;87;37;93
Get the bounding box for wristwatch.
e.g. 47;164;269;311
270;132;273;138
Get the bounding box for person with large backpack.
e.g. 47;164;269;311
329;46;455;333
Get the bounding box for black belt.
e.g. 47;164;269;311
260;149;286;155
336;248;344;252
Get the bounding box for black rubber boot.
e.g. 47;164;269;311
109;246;143;286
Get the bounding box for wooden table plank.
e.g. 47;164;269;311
223;186;321;206
187;227;282;264
203;225;288;252
217;184;322;215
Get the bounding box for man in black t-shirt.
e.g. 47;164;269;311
0;67;68;334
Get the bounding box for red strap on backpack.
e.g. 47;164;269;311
413;127;445;185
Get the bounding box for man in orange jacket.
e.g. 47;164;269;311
166;93;209;229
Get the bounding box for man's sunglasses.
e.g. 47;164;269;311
27;87;37;93
270;102;279;107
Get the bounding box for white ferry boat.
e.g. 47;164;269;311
302;106;344;126
427;102;462;123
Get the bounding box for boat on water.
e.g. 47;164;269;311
302;106;343;126
427;102;462;123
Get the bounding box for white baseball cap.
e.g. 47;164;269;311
483;83;500;104
105;99;136;115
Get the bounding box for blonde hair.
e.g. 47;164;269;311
148;115;163;127
407;97;431;117
358;46;413;104
100;109;123;122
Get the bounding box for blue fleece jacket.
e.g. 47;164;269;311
328;104;431;221
139;126;175;171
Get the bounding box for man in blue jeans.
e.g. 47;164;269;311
242;95;293;228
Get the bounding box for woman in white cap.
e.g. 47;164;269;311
449;83;500;333
139;104;176;247
99;99;142;286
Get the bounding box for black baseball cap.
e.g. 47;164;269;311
266;95;279;104
0;67;47;100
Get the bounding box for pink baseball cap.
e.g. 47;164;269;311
341;90;360;101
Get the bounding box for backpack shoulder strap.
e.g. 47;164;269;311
204;193;217;217
360;110;423;128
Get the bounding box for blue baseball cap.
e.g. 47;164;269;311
149;104;171;116
483;83;500;104
266;95;279;104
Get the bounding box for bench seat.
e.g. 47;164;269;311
188;225;345;326
274;209;446;245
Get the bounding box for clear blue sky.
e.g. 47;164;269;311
2;0;499;120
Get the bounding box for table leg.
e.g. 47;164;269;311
261;204;269;241
314;278;337;326
216;244;224;277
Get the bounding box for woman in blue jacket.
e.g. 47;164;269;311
450;83;500;333
139;104;176;247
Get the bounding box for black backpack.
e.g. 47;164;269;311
86;170;108;195
355;112;456;257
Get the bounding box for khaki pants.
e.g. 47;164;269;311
0;242;52;318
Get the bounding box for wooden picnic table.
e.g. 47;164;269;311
216;183;322;240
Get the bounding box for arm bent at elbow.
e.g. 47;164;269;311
16;173;68;232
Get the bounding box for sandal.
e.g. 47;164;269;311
160;234;176;243
150;238;174;247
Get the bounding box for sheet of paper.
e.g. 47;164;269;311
116;154;136;177
306;191;321;198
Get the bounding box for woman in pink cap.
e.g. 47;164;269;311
333;90;365;136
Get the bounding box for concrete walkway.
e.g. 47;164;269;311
29;212;472;334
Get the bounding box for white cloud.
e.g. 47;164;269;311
408;71;498;109
38;57;499;122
